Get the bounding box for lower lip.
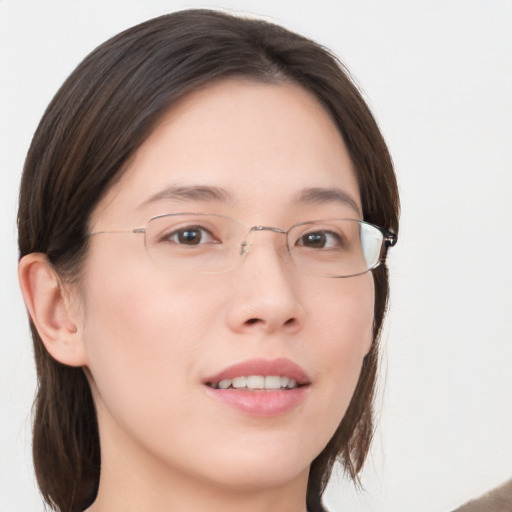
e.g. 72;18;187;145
204;386;309;417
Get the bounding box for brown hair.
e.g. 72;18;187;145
18;9;399;512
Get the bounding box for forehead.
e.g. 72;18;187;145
91;79;360;227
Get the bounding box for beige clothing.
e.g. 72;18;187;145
452;479;512;512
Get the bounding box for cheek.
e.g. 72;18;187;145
84;241;216;340
79;249;220;417
309;273;375;356
304;274;375;431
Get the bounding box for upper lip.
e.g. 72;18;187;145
203;357;311;386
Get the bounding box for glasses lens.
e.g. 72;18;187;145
359;222;385;270
143;215;385;278
288;220;384;277
144;213;244;273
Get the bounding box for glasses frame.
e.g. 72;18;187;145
89;212;398;278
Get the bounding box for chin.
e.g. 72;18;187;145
186;435;319;491
203;461;310;492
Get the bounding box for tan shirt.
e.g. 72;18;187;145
451;479;512;512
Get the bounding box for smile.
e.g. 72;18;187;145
203;358;310;416
209;375;298;390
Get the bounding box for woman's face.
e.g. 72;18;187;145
79;79;374;492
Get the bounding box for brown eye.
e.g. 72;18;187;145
297;231;341;249
301;232;326;248
165;226;216;245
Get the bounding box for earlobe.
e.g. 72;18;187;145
18;253;88;367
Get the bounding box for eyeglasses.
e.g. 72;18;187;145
89;213;397;278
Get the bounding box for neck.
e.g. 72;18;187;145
85;405;310;512
87;459;309;512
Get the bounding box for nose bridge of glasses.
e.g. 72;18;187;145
240;225;288;256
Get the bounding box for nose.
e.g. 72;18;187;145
225;231;304;335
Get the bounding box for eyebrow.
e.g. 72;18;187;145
294;187;362;217
139;184;361;216
139;185;235;208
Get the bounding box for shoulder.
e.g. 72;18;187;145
451;479;512;512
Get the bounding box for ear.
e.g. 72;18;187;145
18;253;88;367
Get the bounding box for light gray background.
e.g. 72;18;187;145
1;1;511;511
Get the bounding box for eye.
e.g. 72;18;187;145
163;225;218;245
296;230;343;249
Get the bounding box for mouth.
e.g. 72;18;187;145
202;358;311;416
206;375;301;390
203;357;310;389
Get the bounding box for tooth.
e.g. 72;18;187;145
246;375;265;389
216;375;298;390
232;376;247;388
218;379;232;389
265;376;282;389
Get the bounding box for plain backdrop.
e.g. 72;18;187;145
1;1;511;511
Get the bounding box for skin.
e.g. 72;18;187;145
19;79;375;512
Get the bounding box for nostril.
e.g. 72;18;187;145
244;317;297;327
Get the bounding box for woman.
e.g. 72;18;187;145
17;9;399;512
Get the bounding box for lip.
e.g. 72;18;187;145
203;357;311;386
203;358;311;417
